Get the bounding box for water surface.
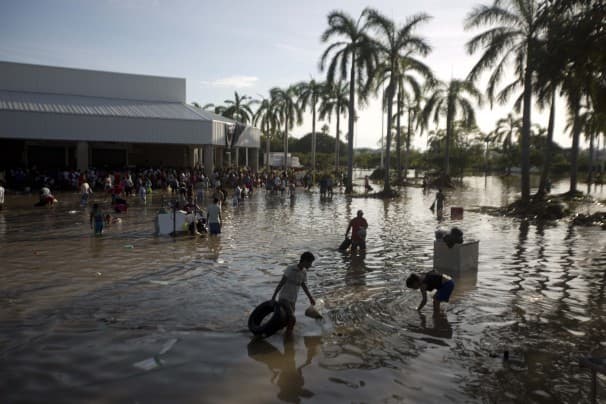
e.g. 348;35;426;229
1;175;605;403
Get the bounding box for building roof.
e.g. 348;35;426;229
0;89;234;123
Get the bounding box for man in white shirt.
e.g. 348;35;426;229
271;252;316;336
0;182;5;210
206;197;222;235
80;181;93;206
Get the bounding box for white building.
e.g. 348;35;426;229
0;61;261;173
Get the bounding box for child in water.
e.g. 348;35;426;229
406;270;455;314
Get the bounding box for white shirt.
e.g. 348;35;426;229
80;182;91;195
207;203;221;224
279;264;307;304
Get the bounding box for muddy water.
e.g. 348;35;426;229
1;175;605;403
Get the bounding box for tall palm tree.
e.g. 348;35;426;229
494;113;521;175
420;79;482;177
253;96;281;171
539;0;605;194
319;81;349;173
223;91;254;124
320;10;376;193
465;0;542;204
270;86;302;171
364;8;432;193
296;79;326;174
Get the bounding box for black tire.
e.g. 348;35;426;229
248;300;287;337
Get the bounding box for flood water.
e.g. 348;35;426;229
1;174;605;403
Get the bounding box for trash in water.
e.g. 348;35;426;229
96;272;102;276
133;357;162;371
124;244;134;249
305;299;325;319
159;338;178;355
149;280;170;286
68;210;77;214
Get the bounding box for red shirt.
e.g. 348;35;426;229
350;217;368;242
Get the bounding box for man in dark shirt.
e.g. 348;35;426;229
406;271;455;314
345;210;368;251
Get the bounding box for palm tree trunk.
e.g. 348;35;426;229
404;106;412;185
346;56;356;193
383;80;395;193
520;61;533;204
569;94;581;194
444;100;454;176
265;121;270;171
537;90;556;198
396;84;402;184
335;108;341;174
283;117;289;172
587;130;595;194
311;98;317;174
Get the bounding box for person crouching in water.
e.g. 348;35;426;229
271;251;317;337
406;270;455;314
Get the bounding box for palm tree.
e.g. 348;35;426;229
222;91;254;124
319;81;349;173
494;113;522;175
364;8;432;193
539;0;605;195
253;96;281;171
420;79;482;177
270;86;302;171
465;0;542;204
297;79;326;174
320;10;376;193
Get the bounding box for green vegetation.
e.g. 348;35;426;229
192;0;605;203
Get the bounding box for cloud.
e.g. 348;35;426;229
200;75;258;88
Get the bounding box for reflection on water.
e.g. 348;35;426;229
0;175;605;403
248;336;321;403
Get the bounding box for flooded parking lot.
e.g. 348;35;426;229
1;175;605;403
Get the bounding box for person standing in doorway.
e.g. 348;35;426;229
207;197;222;235
345;210;368;251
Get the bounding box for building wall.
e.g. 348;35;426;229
0;61;185;103
0;111;213;145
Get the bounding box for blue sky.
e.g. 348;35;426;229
0;0;575;149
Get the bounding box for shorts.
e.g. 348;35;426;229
209;222;221;235
435;279;455;302
351;239;366;251
94;220;104;234
278;299;295;322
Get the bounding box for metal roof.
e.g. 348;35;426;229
0;89;234;123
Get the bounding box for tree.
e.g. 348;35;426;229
222;91;254;124
319;81;349;172
297;79;326;174
253;95;281;171
465;0;542;204
420;79;482;177
320;10;376;193
270;86;302;171
494;113;521;175
365;8;432;193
